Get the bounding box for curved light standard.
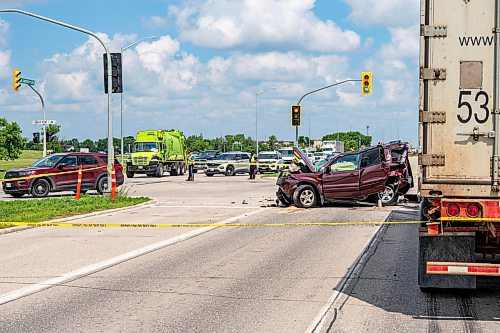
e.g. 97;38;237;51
255;86;277;155
120;36;159;163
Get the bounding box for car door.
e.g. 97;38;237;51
78;155;99;189
322;154;361;199
54;155;79;189
359;147;389;196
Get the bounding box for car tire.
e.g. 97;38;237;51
378;184;397;206
31;179;50;198
293;184;317;208
9;193;25;198
205;172;214;177
155;164;164;177
96;176;108;194
225;165;235;176
126;171;134;178
193;169;198;173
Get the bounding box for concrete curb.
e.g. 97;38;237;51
0;198;156;235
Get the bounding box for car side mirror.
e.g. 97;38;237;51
57;163;67;169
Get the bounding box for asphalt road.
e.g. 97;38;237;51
1;170;498;332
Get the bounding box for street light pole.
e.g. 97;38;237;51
120;36;159;164
295;79;361;146
27;84;46;157
255;86;277;155
0;9;115;191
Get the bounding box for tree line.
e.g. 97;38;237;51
0;117;372;161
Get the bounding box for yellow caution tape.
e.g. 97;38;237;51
0;220;422;228
0;166;107;183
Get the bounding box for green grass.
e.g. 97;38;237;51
260;172;280;178
0;150;42;178
0;194;150;227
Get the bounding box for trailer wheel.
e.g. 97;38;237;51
170;168;178;176
126;171;134;178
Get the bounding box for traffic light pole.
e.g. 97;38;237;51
0;9;114;192
27;84;46;157
295;79;361;146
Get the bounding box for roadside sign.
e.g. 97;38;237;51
19;78;36;85
33;120;56;125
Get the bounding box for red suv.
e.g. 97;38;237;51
276;143;413;208
2;153;124;198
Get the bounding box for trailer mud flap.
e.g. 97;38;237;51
418;232;476;289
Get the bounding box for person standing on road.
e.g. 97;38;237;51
186;152;195;181
249;151;257;180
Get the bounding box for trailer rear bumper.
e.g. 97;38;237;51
427;262;500;277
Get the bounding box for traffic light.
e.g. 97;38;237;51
13;68;21;91
46;132;54;142
291;105;301;127
33;132;40;144
362;71;372;94
103;53;123;94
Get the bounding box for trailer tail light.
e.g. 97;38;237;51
446;203;460;217
466;204;480;218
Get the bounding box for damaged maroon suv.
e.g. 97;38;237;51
276;142;413;208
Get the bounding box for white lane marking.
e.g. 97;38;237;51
0;208;269;305
305;217;388;333
153;205;262;209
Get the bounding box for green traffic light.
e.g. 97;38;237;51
364;87;369;92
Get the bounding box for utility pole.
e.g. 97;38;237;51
27;85;46;157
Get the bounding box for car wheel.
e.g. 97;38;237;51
225;165;235;176
126;171;134;178
31;179;50;198
155;164;164;177
193;169;198;173
378;184;397;205
97;176;108;194
293;184;317;208
9;193;24;198
205;172;214;177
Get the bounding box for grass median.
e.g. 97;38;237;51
0;194;150;228
0;150;42;178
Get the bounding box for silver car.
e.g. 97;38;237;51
205;152;251;176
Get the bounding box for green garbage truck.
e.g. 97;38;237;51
126;129;187;178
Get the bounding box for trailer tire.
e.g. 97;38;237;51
126;171;134;178
170;168;178;176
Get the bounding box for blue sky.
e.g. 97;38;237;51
0;0;419;146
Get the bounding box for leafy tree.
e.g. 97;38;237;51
45;124;62;153
322;131;372;151
81;139;96;152
268;135;278;150
0;118;25;160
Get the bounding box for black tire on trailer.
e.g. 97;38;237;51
147;173;155;177
170;166;178;176
126;171;134;178
31;179;51;198
179;163;185;176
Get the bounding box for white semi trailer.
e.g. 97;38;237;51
419;0;500;289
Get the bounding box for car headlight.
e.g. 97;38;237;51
19;171;36;177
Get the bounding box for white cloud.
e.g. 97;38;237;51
142;15;169;29
0;18;9;47
345;0;419;27
169;0;360;52
379;26;419;60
